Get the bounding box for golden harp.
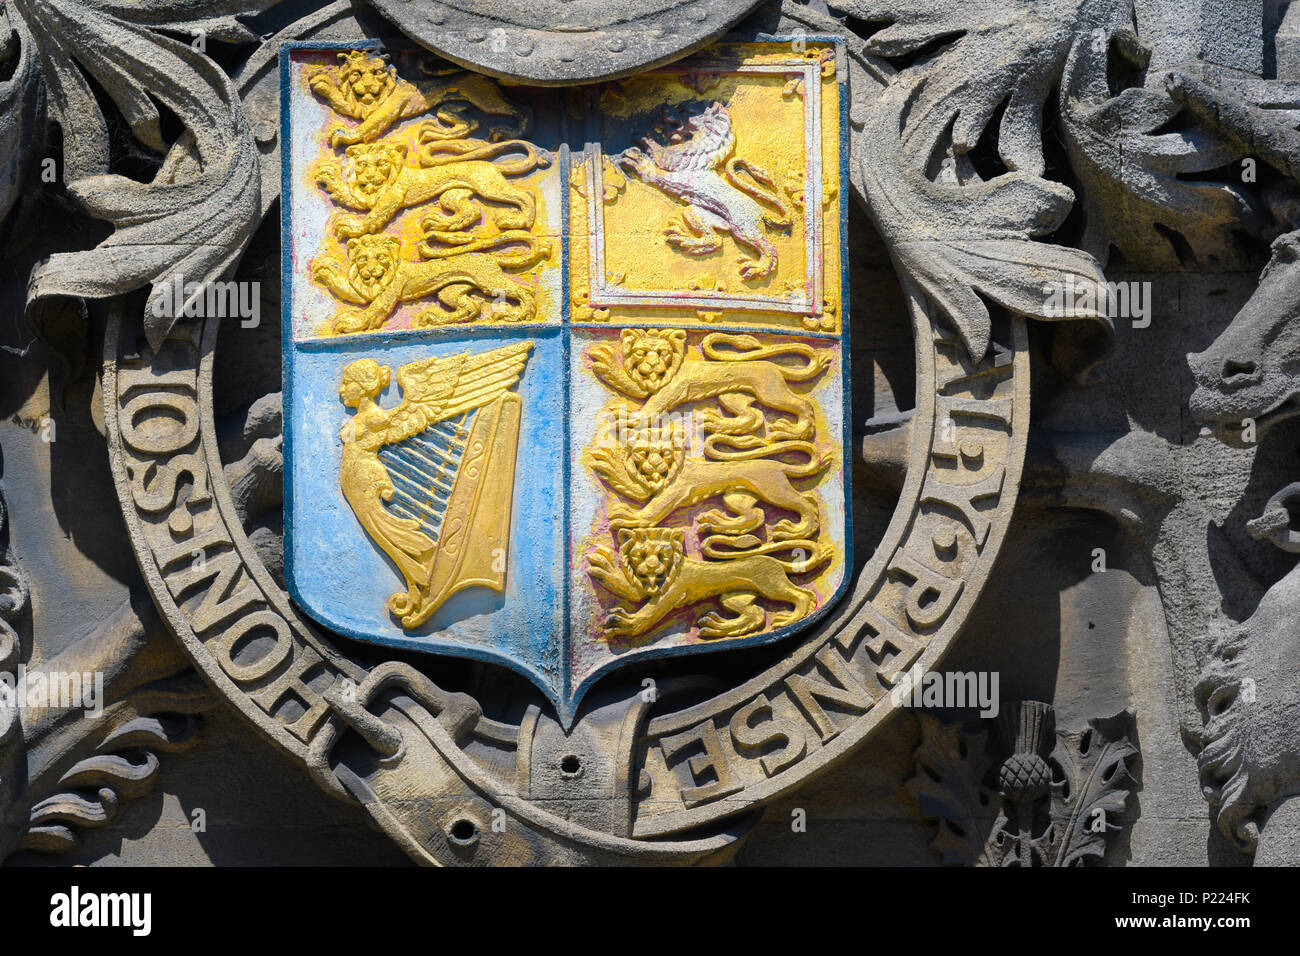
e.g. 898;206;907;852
338;341;532;629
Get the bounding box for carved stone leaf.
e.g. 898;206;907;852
1061;46;1258;269
0;9;45;226
15;673;214;857
1046;709;1138;866
893;238;1113;349
11;0;262;350
905;712;998;865
112;0;280;46
840;0;1086;176
1165;72;1300;184
839;0;1114;360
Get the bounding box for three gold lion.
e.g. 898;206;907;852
306;51;551;334
584;329;834;641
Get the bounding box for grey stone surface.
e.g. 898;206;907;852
1276;1;1300;80
1138;0;1266;75
364;0;770;85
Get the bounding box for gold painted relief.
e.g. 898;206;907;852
571;42;842;335
582;329;835;642
305;51;554;335
338;342;532;629
620;102;794;282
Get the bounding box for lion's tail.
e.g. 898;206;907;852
701;332;831;381
417;229;550;266
416;131;551;175
725;157;793;229
701;437;825;477
587;344;651;399
701;536;831;574
313;159;356;207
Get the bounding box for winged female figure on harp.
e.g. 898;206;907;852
337;342;534;628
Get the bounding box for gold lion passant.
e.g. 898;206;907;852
586;419;827;542
588;528;830;640
591;328;829;442
338;342;532;629
307;49;527;148
313;232;551;333
314;136;550;240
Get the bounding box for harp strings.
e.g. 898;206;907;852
377;412;473;541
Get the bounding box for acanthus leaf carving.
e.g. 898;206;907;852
835;0;1116;362
19;680;212;855
1060;31;1262;270
8;0;264;351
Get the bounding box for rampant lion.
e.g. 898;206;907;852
585;420;827;542
312;232;552;333
314;139;549;239
620;102;793;280
590;329;830;442
588;527;829;640
306;50;527;148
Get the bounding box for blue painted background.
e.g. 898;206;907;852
285;328;567;695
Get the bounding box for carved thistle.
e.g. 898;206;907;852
908;703;1138;866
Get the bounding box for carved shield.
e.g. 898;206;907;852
281;39;848;724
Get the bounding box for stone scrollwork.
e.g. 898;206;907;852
8;0;263;351
833;0;1115;360
0;474;215;862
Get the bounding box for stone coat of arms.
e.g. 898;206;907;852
282;40;850;724
1;0;1297;877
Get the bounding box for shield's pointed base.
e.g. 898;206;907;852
516;688;657;837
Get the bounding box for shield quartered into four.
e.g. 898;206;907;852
281;37;850;724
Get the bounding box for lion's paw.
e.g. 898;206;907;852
332;311;374;334
602;607;640;638
587;551;622;588
334;216;367;239
698;611;760;639
738;256;776;281
328;125;361;150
